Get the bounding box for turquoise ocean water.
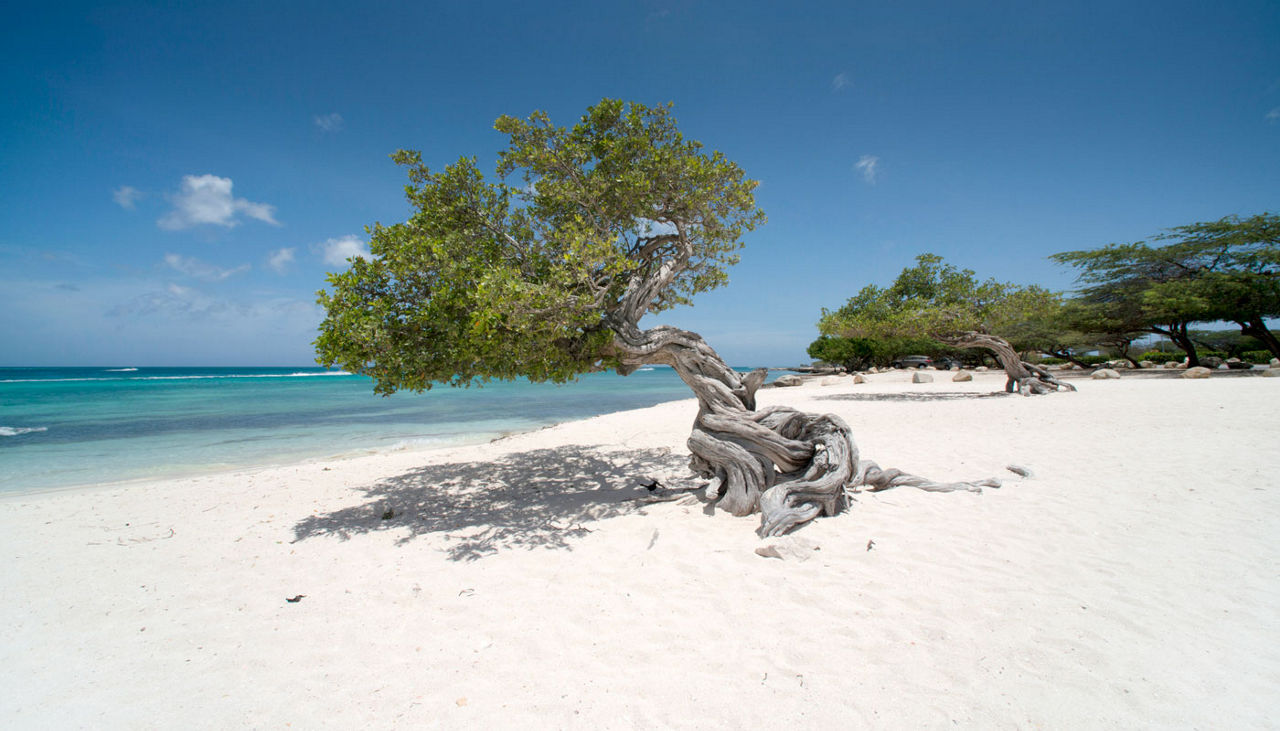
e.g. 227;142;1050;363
0;366;701;494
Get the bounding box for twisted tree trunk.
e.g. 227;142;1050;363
600;232;1001;536
946;331;1076;396
605;324;999;536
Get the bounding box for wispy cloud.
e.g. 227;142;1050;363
157;175;280;230
316;235;371;267
855;155;880;184
113;185;143;210
163;253;250;281
266;247;296;273
1267;107;1280;124
314;112;344;132
831;72;851;92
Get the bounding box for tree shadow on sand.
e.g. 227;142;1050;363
292;445;691;561
819;391;1012;403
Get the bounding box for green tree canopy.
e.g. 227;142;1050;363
818;253;1062;350
818;254;1078;393
1052;212;1280;362
315;99;764;393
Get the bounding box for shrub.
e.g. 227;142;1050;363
1241;350;1273;364
1137;351;1181;364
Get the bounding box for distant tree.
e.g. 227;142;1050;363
1053;213;1280;363
820;254;1076;395
806;335;873;371
1057;299;1146;367
316;100;991;538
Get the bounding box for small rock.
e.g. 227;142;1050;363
1261;368;1280;378
1006;464;1034;478
852;373;866;384
1270;358;1279;368
1139;360;1155;369
975;366;989;372
772;375;804;387
1181;366;1213;379
1070;364;1084;370
912;372;933;383
1217;364;1229;370
820;376;842;386
755;536;820;562
951;370;973;382
1163;361;1180;369
1201;356;1225;369
1092;368;1121;380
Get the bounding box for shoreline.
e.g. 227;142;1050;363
3;370;1278;727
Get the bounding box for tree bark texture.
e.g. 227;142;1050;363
1239;318;1280;358
606;324;999;536
946;332;1077;396
602;235;1001;536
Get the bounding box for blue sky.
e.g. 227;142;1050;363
3;1;1278;367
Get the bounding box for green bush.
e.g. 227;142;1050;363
1137;351;1181;364
1077;355;1110;366
1038;357;1066;365
1241;350;1273;364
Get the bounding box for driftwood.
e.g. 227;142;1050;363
605;238;998;537
946;331;1077;396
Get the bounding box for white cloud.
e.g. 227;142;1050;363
162;253;251;281
157;174;280;230
1267;108;1280;123
317;235;371;267
314;112;344;132
266;247;296;273
855;155;880;184
831;72;851;91
113;185;143;210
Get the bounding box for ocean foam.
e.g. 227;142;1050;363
105;367;139;372
0;426;48;437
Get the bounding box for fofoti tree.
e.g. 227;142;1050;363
819;254;1076;395
317;100;996;537
1052;213;1280;364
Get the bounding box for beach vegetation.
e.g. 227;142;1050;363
1053;213;1280;366
818;254;1077;394
316;99;997;537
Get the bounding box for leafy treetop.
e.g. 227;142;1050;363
819;253;1059;349
315;99;765;394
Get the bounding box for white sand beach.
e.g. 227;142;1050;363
2;370;1278;728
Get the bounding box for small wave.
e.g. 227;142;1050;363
105;367;139;372
0;426;48;437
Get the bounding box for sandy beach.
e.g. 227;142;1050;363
2;369;1278;728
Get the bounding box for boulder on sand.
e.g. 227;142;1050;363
912;372;933;384
1181;366;1212;379
952;370;973;382
1092;368;1121;379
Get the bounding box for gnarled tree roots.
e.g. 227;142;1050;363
947;331;1077;396
610;327;1000;536
687;406;1000;537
